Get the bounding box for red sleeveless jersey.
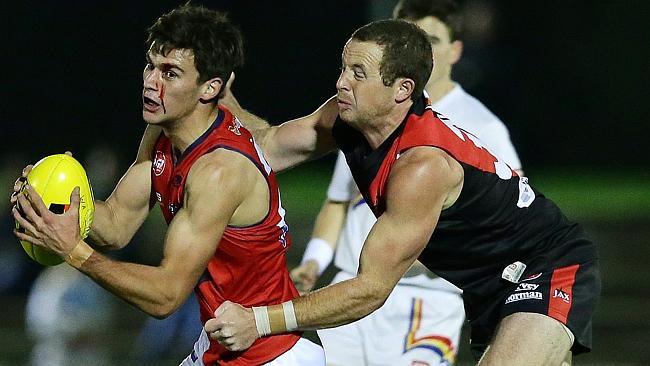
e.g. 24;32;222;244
150;107;300;365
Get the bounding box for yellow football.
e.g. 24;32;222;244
17;154;95;266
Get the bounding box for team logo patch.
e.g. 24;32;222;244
517;177;536;208
505;291;543;304
553;289;571;304
153;151;166;176
501;261;526;283
228;117;242;135
279;224;289;248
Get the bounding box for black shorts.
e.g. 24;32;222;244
468;258;601;360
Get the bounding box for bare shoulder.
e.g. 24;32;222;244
388;146;464;209
392;146;462;183
185;149;259;205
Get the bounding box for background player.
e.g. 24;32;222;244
290;1;522;364
11;4;325;365
207;19;599;366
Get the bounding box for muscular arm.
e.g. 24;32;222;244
89;125;160;249
291;147;463;328
206;147;464;349
221;91;339;172
68;150;252;318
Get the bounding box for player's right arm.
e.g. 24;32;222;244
89;125;161;250
220;80;339;172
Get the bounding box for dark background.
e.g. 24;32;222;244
1;1;649;365
2;1;648;168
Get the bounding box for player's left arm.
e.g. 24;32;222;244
207;146;463;350
13;150;251;318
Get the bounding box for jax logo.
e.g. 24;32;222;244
153;151;166;176
553;289;571;304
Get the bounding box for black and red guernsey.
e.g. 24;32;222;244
332;95;599;354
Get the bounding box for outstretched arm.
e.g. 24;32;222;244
207;146;464;350
220;77;339;172
14;149;252;318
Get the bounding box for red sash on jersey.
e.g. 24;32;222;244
364;102;513;216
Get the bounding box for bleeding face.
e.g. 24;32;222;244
336;40;397;128
142;45;207;125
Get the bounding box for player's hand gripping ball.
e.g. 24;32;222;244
16;154;94;265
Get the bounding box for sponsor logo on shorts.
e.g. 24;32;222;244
516;283;539;291
501;261;527;283
169;203;179;215
153;151;166;176
553;288;571;304
505;291;543;304
155;192;162;202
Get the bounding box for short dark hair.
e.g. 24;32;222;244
146;4;244;99
393;0;463;41
351;20;433;102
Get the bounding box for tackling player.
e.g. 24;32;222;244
207;19;600;366
291;2;525;364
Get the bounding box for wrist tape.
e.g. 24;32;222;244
65;241;93;269
252;300;298;337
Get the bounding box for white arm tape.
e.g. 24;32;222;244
301;238;334;276
282;301;298;331
252;306;271;337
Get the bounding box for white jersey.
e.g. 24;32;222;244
327;84;522;281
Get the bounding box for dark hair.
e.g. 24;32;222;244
393;0;463;41
351;20;432;102
146;4;244;99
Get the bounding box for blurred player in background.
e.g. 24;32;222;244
290;1;522;365
11;4;324;365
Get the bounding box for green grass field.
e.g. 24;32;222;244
277;162;650;221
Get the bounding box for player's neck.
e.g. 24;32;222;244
165;105;220;154
362;100;412;150
425;78;455;104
